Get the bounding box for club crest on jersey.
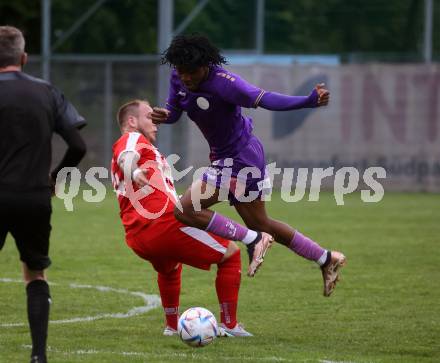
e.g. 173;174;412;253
178;91;186;97
196;97;210;110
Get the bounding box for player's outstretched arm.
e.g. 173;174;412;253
258;83;330;111
218;71;329;110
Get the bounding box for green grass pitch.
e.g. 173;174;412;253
1;191;439;362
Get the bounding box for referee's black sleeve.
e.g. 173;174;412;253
50;125;87;181
50;85;87;180
51;86;86;132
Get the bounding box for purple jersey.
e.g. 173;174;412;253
166;66;265;161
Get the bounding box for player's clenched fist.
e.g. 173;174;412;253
315;83;330;106
132;168;149;187
152;107;170;124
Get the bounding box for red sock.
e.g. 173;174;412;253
157;264;182;330
216;249;241;329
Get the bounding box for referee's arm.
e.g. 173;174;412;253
49;86;87;186
50;125;87;182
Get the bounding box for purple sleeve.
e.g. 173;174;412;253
216;72;265;108
258;89;319;110
163;73;183;124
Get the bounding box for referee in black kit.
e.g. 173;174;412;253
0;26;86;363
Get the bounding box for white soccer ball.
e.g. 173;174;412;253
178;307;218;347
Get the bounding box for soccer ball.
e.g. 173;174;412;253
178;307;218;347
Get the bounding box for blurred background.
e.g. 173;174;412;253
1;0;439;191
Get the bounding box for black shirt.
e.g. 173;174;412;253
0;71;86;192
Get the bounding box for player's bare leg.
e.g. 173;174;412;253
22;265;46;284
174;179;221;229
235;199;346;296
174;179;273;276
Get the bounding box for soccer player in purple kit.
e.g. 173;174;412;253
152;35;346;296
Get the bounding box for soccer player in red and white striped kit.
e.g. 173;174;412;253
111;99;256;336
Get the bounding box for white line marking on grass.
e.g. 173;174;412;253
21;345;290;361
0;278;22;283
320;360;359;363
0;278;160;327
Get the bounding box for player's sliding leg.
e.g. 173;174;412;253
175;180;273;277
235;199;346;297
23;266;50;363
215;244;252;337
157;264;182;335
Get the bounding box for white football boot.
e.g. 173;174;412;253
321;251;346;297
163;326;178;336
218;323;253;337
247;232;274;277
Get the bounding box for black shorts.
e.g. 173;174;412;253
0;190;52;270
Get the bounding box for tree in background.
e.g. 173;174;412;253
0;0;437;60
50;0;157;53
0;1;40;53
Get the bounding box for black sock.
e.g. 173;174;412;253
322;250;332;268
26;280;51;361
246;232;262;263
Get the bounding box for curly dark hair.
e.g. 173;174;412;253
161;34;227;70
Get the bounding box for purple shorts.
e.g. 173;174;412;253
202;136;271;205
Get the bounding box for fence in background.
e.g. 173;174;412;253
27;59;440;192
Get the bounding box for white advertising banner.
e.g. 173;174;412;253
184;64;440;192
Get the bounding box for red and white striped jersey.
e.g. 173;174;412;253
111;132;178;237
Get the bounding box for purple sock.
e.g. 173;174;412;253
290;231;327;265
206;212;256;243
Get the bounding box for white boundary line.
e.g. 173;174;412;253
21;345;290;361
0;278;160;327
21;345;366;363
